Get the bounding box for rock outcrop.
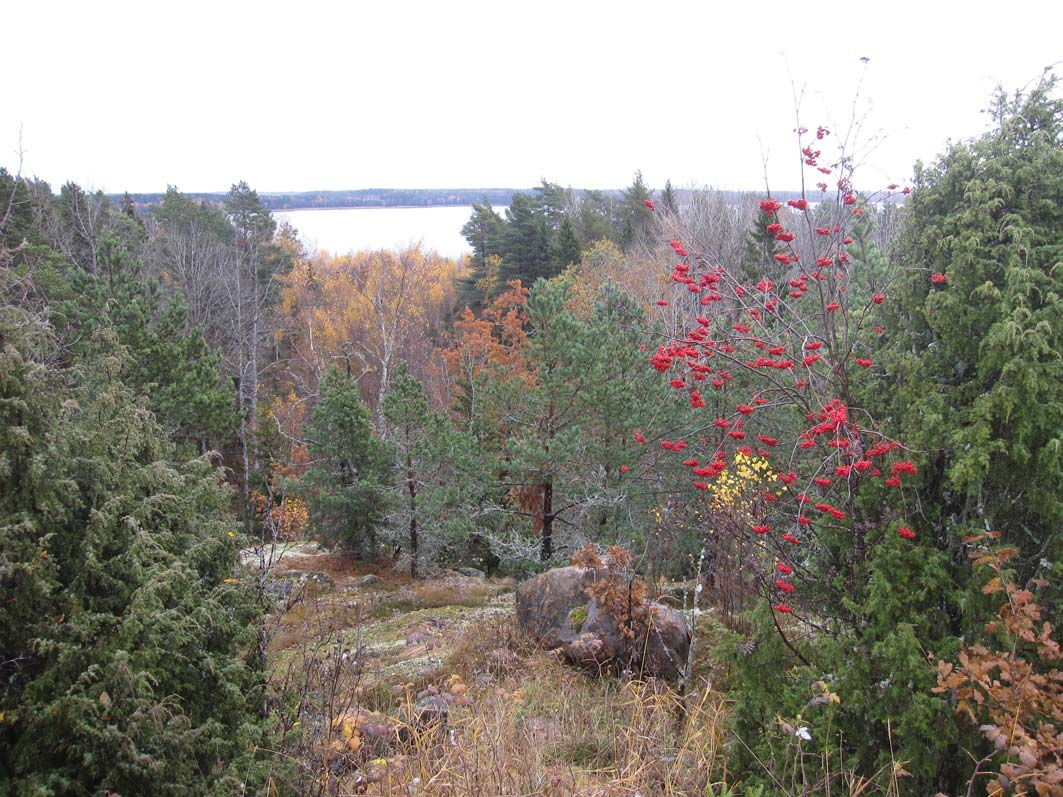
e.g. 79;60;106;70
515;565;690;681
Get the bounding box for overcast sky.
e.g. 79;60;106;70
5;1;1061;195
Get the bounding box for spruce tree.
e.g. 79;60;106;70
458;200;505;310
737;203;782;283
617;170;655;249
661;179;678;213
553;216;582;271
500;193;553;286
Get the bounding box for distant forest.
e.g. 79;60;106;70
111;186;813;212
115;187;531;212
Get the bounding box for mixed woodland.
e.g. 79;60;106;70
2;78;1063;795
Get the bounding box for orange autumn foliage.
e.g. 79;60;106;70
934;533;1063;796
430;280;532;416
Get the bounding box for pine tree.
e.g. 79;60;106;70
532;179;571;231
382;364;432;577
382;363;471;577
302;366;392;555
0;168;42;249
573;189;618;246
224;181;279;535
58;232;237;451
490;278;677;562
120;191;138;220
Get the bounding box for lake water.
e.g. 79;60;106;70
275;205;497;260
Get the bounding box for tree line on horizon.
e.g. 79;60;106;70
108;184;821;214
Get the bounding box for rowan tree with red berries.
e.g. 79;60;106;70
634;79;1063;792
645;119;919;622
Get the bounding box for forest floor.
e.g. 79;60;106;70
254;543;729;796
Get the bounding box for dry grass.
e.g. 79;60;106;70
309;653;732;796
259;558;901;797
267;585;731;796
267;589;368;655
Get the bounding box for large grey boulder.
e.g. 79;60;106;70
515;565;599;649
637;603;691;682
515;565;690;682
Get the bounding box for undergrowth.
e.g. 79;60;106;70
256;554;927;796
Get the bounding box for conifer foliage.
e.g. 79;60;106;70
302;366;392;555
882;75;1063;580
0;308;266;795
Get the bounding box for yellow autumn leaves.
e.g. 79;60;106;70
708;451;776;512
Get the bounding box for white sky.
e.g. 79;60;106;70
4;1;1061;194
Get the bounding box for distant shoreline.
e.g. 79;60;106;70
115;187;530;214
114;187;834;216
274;204;482;212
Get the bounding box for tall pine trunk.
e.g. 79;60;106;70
540;481;553;561
406;448;418;579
